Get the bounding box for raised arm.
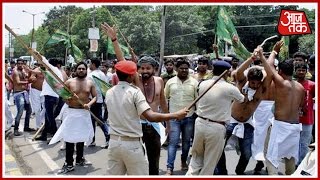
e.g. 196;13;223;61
101;22;125;62
234;54;255;83
257;46;273;86
212;44;219;59
267;41;284;85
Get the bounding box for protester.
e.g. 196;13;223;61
215;46;274;175
12;58;35;136
161;58;177;86
266;41;305;175
295;62;315;165
49;61;96;174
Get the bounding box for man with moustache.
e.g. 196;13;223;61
50;61;96;174
161;59;176;86
136;56;170;175
164;59;198;175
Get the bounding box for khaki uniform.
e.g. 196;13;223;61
105;81;151;175
186;76;244;175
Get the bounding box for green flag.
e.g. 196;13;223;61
40;69;73;100
46;30;69;46
106;38;130;56
45;30;83;62
279;36;289;61
216;6;251;61
92;75;112;97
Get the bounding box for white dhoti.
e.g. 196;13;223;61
49;107;94;145
251;100;274;161
5;98;14;131
266;120;301;168
30;88;45;128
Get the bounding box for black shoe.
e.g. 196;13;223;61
14;130;22;136
57;163;74;174
34;135;47;141
24;127;36;132
254;161;264;172
76;158;92;166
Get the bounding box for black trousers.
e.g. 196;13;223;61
65;142;84;166
142;123;161;175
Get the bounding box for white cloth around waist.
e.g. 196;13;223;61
49;107;94;145
229;116;253;139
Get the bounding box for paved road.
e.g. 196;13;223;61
5;100;287;176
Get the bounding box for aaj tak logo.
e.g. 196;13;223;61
277;9;312;36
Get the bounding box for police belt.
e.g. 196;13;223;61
198;116;225;126
110;134;141;141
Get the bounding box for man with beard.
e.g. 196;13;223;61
164;59;198;175
49;61;96;174
136;56;170;175
12;58;34;136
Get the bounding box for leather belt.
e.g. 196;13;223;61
110;134;141;141
198;116;225;126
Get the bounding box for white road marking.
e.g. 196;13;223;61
28;139;60;172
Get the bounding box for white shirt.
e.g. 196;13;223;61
40;57;64;98
88;69;108;103
196;76;244;122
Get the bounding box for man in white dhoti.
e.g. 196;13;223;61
49;62;96;174
215;46;273;175
28;64;45;130
265;41;305;175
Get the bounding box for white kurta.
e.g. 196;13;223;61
49;107;94;145
266;120;301;168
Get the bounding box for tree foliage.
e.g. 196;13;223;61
9;5;315;61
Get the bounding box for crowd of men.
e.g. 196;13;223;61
4;22;315;176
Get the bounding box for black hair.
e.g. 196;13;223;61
90;58;101;68
295;62;308;71
309;54;315;65
247;68;263;81
48;58;58;66
278;59;294;76
116;70;129;81
175;59;190;68
16;58;24;63
56;59;64;65
198;56;209;65
75;61;88;71
293;52;307;60
10;60;15;64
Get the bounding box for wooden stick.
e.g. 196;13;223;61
5;24;104;125
31;123;45;141
186;70;228;110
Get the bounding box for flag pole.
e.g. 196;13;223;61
106;8;133;51
5;24;104;126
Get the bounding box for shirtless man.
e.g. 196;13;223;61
215;46;274;175
136;56;170;175
12;58;34;136
101;23;169;175
29;64;45;130
266;41;305;175
50;61;97;174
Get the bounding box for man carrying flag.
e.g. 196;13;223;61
49;61;97;174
